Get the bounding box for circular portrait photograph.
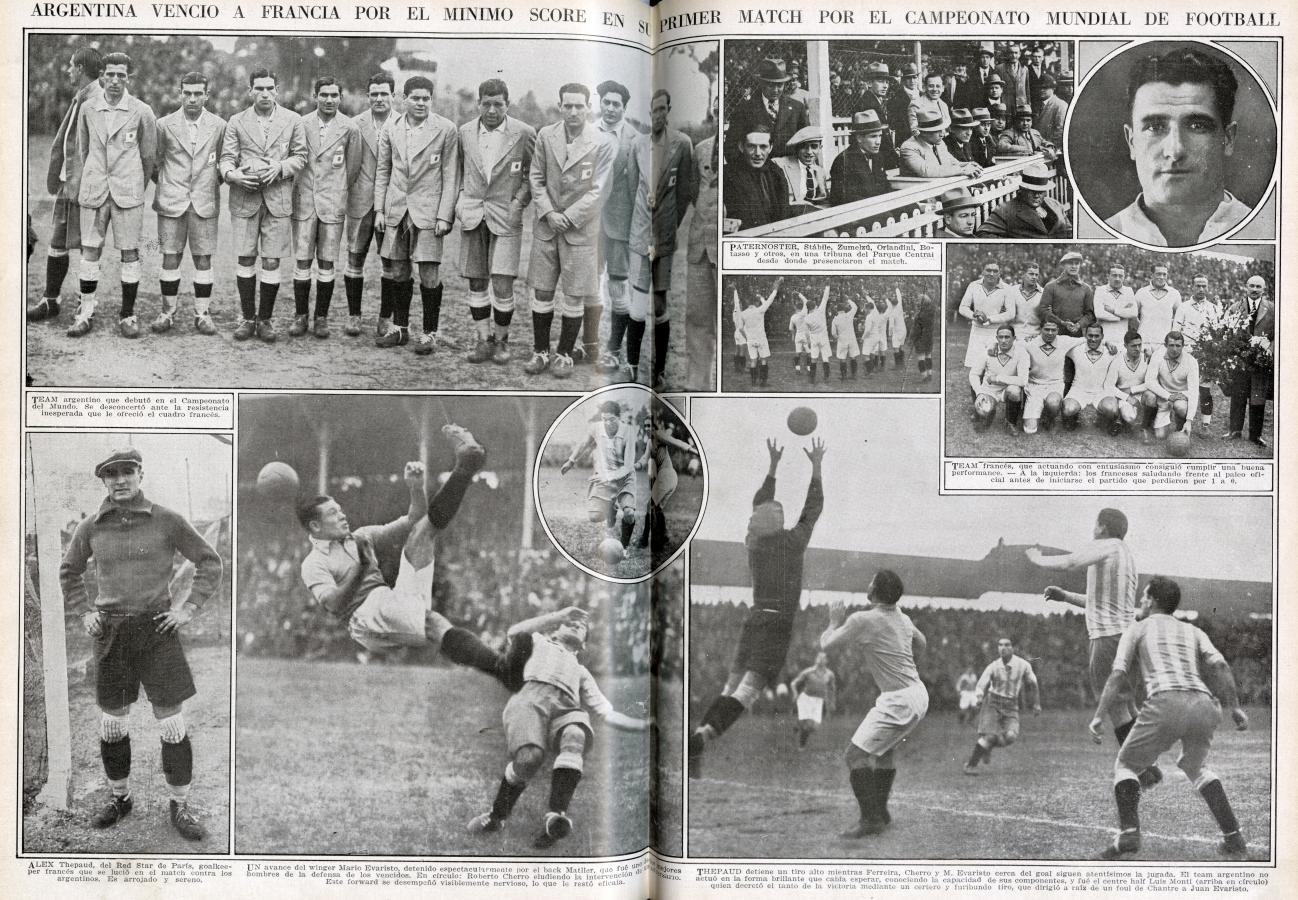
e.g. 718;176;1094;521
536;388;706;582
1067;40;1277;249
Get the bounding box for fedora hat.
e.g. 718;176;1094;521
754;58;792;83
849;110;886;133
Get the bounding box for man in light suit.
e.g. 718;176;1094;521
71;51;157;340
594;80;638;372
1224;276;1274;447
774;127;828;212
30;45;102;324
898;111;981;178
523;83;617;379
628;89;693;390
374;75;460;354
219;67;308;343
152;71;226;336
343;72;397;337
685;100;719;391
456;78;536;366
289;76;360;340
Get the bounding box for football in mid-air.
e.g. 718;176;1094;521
256;461;300;500
787;406;818;436
599;537;626;566
1167;431;1191;457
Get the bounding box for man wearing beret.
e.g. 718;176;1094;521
976;164;1071;238
727;58;809;162
59;448;223;841
828;112;893;206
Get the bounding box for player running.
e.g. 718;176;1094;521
962;637;1040;775
561;400;640;554
790;652;837;749
466;606;649;848
820;572;928;838
955;666;979;725
1091;577;1250;860
689;435;825;777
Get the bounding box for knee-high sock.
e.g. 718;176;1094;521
700;695;745;738
440;627;503;678
428;469;473;529
548;767;582;814
850;768;878;822
1199;779;1240;836
1115;778;1141;831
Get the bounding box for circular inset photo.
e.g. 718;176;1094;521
536;387;706;582
1067;40;1277;249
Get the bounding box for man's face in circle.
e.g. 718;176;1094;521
1124;80;1236;212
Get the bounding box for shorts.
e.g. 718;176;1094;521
733;326;748;347
1089;634;1137;715
835;337;860;359
850;682;929;756
345;208;380;255
292;215;345;261
587;473;635;519
459;222;522;279
976;383;1009;403
860;333;885;355
976;698;1020;741
631;250;672;294
232;204;291;258
347;550;435;653
530;233;598;298
381;214;443;263
503;681;594;754
50;194;83;251
158;208;218;256
796;693;825;724
732;608;797;685
1024;380;1064;419
1117;690;1219;781
746;336;770;360
650;461;677;506
94;612;196;710
1151;394;1185;429
958;689;978;711
600;232;630;280
792;334;809;353
80;199;143;251
1064;386;1105;410
807;333;833;361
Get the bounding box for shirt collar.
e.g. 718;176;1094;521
95;492;154;520
308;534;350;553
1112;192;1246;246
479;116;507;136
97;90;132;112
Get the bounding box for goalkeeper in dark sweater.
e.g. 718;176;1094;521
688;435;825;778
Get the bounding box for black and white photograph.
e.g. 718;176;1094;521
721;274;940;393
234;394;681;856
943;242;1275;458
687;397;1271;861
23;432;232;853
25;33;715;393
1067;39;1278;248
721;39;1075;239
536;388;705;582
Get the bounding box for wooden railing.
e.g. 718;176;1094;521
733;153;1070;239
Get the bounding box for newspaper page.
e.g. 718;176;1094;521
2;0;1292;898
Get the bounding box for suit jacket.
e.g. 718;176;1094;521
956;68;993;110
857;90;899;168
374;113;460;229
347;110;398;218
995;62;1030;113
898;136;965;178
598;119;638;241
219;104;308;218
629;127;693;257
1037;94;1067;149
1227;297;1274;400
997;127;1050;156
529;121;617;246
77;92;157;209
723;160;790;230
774;155;827;206
975;195;1071;238
888;88;918;145
970;133;997;168
292;111;360;223
727;91;808;160
827;145;891;205
153;108;226;218
944;135;974;163
48;80;103;197
1025;65;1046;116
687;134;718;265
1228;297;1275;341
455;115;536;236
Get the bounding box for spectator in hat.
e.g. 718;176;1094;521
775;127;829;212
785;64;811;106
936;187;980;238
857;62;899;169
957;47;997;110
944;108;978;163
727;58;809;162
970;108;998;168
988;102;1010;141
828;111;893;205
908;72;952;140
997;108;1056;161
984;73;1007;111
888;63;921;146
899;111;982;178
976;164;1072;237
1036;74;1068;149
723;127;792;231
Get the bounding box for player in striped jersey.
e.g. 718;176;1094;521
1027;508;1148;770
800;286;833;384
1091;577;1250;860
736;277;783;387
969;324;1027;433
790;652;837;749
789;296;810;374
1139;330;1199;443
561;400;640;552
1110;330;1150;434
830;295;860;381
1172;276;1221;428
962;637;1040;775
1134;264;1181;359
1061;323;1121;431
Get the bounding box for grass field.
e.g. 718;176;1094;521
235;657;659;857
25;134;695;391
536;466;704;579
718;346;937;395
944;320;1273;459
653;679;684;858
687;707;1272;861
23;644;231;854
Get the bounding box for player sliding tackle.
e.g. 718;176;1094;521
688;435;825;778
296;425;503;678
467;606;649;849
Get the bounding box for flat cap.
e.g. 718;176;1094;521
95;447;143;477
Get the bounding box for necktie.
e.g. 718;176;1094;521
805;165;815;199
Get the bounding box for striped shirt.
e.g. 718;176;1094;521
1113;614;1225;698
975;654;1038;706
587;419;635;484
523;634;613;716
1044;537;1137;638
